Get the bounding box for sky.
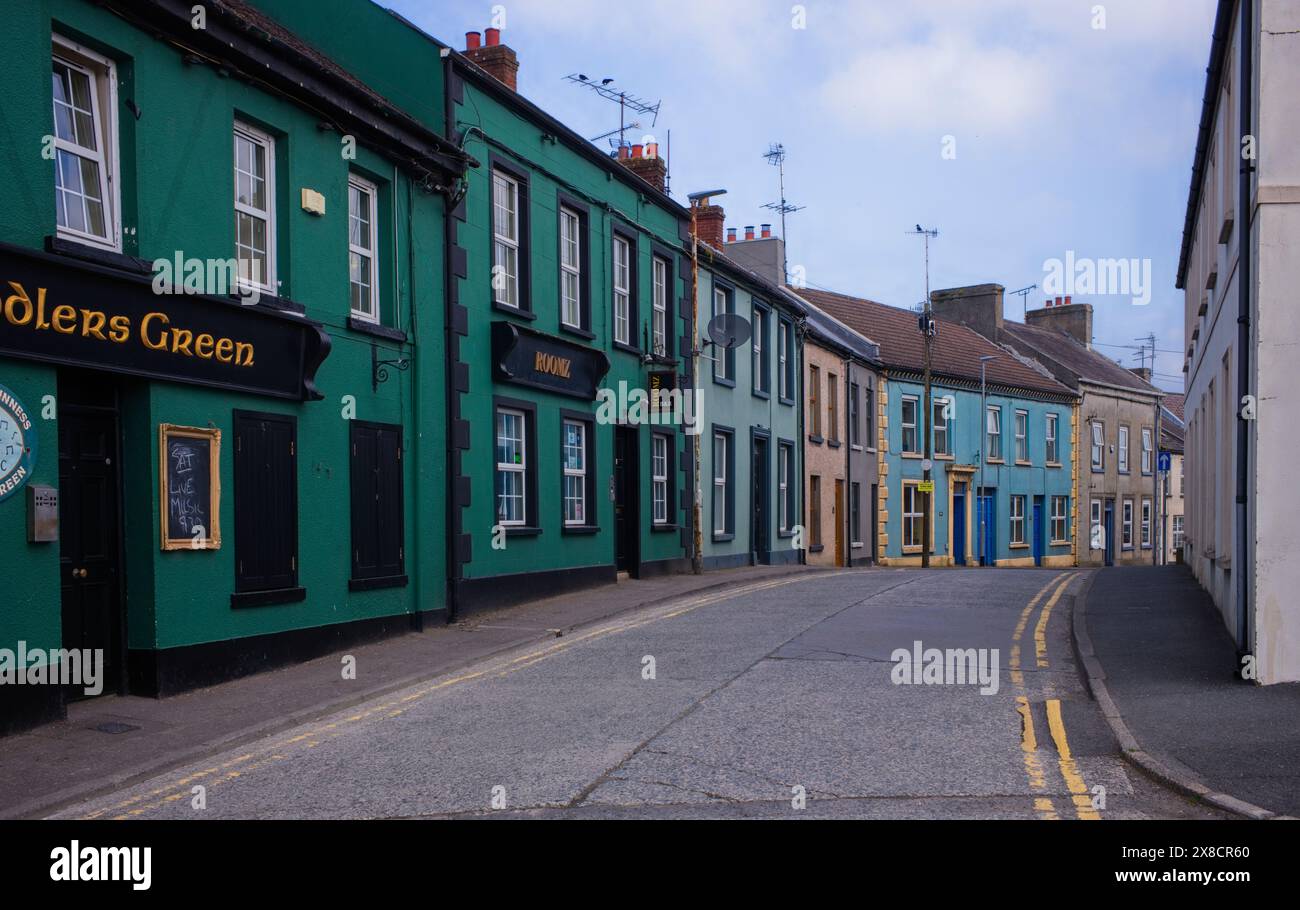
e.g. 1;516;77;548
387;0;1221;392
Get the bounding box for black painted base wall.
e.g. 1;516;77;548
0;681;65;737
703;552;753;572
637;556;692;579
457;564;616;618
128;608;445;698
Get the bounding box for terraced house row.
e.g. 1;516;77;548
0;0;1166;733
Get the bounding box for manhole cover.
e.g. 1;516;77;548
92;721;140;735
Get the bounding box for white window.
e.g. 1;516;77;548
712;286;731;380
652;257;668;355
1173;515;1185;549
492;170;520;308
1118;425;1130;473
562;420;586;526
986;406;1002;461
559;207;581;328
752;307;767;393
1015;410;1029;463
1122;499;1134;549
348;176;379;321
1046;413;1059;464
778;443;789;531
1009;495;1025;545
234;123;276;292
52;38;119;251
1141;498;1152;548
1141;427;1153;475
495;409;526;526
613;236;631;344
933;398;950;456
652;434;669;525
901;395;919;454
778;321;790;398
1091;499;1103;549
713;432;728;534
903;482;923;549
1091;421;1105;471
1051;496;1068;542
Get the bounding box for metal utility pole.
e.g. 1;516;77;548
762;144;805;285
910;226;939;568
686;189;726;575
978;355;997;565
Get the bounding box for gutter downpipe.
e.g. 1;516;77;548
443;49;464;620
690;206;703;575
1235;0;1253;669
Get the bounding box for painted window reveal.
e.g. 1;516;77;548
492;169;521;309
1140;497;1152;548
234;123;276;292
1009;494;1026;545
559;207;582;329
1091;420;1105;471
562;419;586;526
1046;413;1059;464
901;394;919;454
1014;409;1029;463
495;408;527;526
1050;495;1069;542
1122;498;1134;549
613;236;632;345
932;397;950;456
52;39;118;251
652;256;669;355
350;421;404;583
902;481;923;550
1118;425;1130;473
1141;427;1153;475
778;442;794;532
348;175;380;322
752;306;769;394
712;431;731;535
986;405;1002;461
652;433;670;525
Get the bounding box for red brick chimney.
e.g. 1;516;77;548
618;142;667;192
463;28;518;91
692;201;725;249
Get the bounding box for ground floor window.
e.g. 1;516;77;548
713;430;733;537
233;410;298;593
1172;514;1184;549
349;421;404;583
1140;497;1152;549
902;481;922;550
778;442;795;533
495;406;530;526
562;418;587;526
1090;499;1103;550
652;432;672;526
809;475;822;547
1009;494;1026;545
1050;495;1068;543
850;482;862;544
1121;498;1134;549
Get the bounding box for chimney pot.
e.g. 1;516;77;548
645;142;658;159
760;224;771;239
631;143;643;158
1064;295;1072;306
466;31;481;50
727;228;737;243
485;27;501;47
744;226;755;241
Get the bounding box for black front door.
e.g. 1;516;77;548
614;427;638;573
58;373;125;698
751;436;769;563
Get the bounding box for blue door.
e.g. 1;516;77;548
1032;497;1045;567
953;483;967;565
977;494;995;565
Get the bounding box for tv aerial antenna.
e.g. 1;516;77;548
761;143;805;283
1010;284;1038;319
565;74;661;151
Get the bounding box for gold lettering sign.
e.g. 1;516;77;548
534;351;572;380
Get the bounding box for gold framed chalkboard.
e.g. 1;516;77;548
159;424;222;551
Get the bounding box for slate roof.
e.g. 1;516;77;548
799;299;882;366
1002;321;1163;397
794;288;1073;398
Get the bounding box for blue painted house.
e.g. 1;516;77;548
798;289;1079;567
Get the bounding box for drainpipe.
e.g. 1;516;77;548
442;50;463;620
1235;0;1253;669
690;207;703;575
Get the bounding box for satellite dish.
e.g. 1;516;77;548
707;313;752;349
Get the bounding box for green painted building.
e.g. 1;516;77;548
0;0;470;732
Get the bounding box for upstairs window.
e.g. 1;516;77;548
559;206;582;329
933;397;950;456
1141;427;1153;475
613;235;632;345
492;169;523;309
1015;410;1029;463
234;123;276;293
652;256;669;355
1091;421;1105;471
986;406;1002;461
52;38;118;251
901;395;919;454
348;176;379;321
1118;425;1130;474
827;374;839;443
1046;413;1059;464
809;366;822;437
752;306;769;394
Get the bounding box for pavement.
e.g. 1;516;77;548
40;567;1223;820
0;563;817;819
1076;564;1300;819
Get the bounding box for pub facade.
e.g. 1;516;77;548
0;0;470;732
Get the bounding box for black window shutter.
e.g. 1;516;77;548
234;411;298;593
350;421;404;581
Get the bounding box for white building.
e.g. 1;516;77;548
1178;0;1300;683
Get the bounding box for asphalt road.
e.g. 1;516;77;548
54;569;1223;820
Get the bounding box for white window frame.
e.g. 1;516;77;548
1046;413;1059;464
1141;427;1153;475
1050;495;1068;543
559;206;582;329
1009;495;1025;545
901;395;919;455
778;321;790;399
652;256;668;355
348;174;380;322
1090;499;1103;550
561;419;587;527
1140;498;1152;548
495;408;527;527
712;286;731;380
1091;421;1105;471
903;482;923;550
713;432;728;535
1122;498;1134;549
1014;409;1029;463
613;235;632;345
1118;425;1130;474
492;169;521;309
652;434;669;526
986;406;1002;461
1173;515;1185;549
932;397;950;456
233;121;277;294
52;36;120;252
778;443;789;532
752;306;767;393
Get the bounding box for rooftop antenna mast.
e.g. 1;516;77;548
564;74;661;151
762;143;805;284
1010;284;1038;320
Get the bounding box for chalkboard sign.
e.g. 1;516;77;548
158;424;222;551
